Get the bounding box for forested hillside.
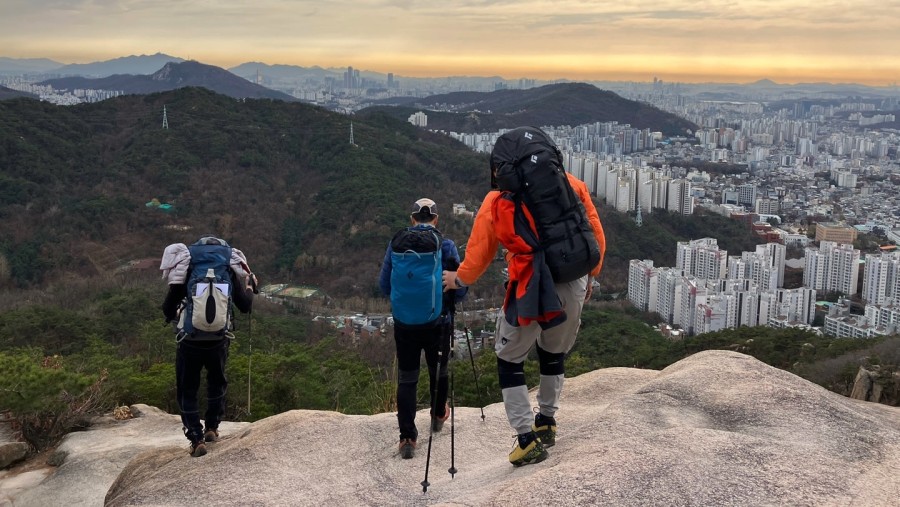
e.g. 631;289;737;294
0;88;487;296
2;87;748;297
360;83;697;136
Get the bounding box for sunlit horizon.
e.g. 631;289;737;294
3;0;898;87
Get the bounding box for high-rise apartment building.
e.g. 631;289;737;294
677;276;707;335
667;179;693;215
628;259;658;312
738;184;757;208
804;241;860;295
656;268;684;325
677;238;727;280
407;111;427;127
861;252;900;305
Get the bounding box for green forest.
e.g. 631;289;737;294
2;275;896;453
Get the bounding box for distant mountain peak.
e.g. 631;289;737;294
42;59;297;102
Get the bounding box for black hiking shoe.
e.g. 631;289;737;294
431;402;450;432
204;428;219;442
190;440;207;458
508;431;548;467
533;412;557;447
399;438;416;459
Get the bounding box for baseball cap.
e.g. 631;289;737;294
412;198;438;216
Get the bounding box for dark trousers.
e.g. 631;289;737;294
395;320;450;441
176;338;229;443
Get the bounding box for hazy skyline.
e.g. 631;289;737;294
3;0;899;85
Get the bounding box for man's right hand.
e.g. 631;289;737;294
442;270;460;292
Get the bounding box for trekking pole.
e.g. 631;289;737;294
448;310;457;479
421;336;443;493
247;307;253;415
247;274;258;416
461;303;486;421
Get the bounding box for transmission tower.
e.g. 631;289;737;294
162;105;169;129
350;121;357;146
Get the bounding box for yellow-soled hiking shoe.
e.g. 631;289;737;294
533;413;557;447
508;433;548;467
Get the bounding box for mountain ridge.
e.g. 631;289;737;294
39;60;297;101
49;52;184;77
359;82;697;136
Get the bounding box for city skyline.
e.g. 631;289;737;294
3;0;899;86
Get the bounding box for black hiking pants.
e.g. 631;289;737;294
394;318;450;441
176;338;229;443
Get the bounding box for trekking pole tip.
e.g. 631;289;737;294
421;480;430;493
448;466;457;478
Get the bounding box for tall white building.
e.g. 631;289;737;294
667;179;694;215
628;259;658;312
738;184;757;208
615;177;633;212
656;268;684;325
861;252;900;305
408;111;427;127
678;276;707;335
652;176;670;210
676;238;727;280
804;241;860;295
695;294;736;335
762;287;816;325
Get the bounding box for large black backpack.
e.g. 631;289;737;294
491;126;600;283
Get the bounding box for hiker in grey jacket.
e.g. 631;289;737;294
160;237;257;457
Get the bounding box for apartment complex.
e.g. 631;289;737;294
627;238;810;337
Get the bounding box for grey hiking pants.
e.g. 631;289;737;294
496;275;588;435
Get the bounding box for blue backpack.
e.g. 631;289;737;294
179;239;234;337
389;227;443;327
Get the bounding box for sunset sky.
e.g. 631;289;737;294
3;0;899;85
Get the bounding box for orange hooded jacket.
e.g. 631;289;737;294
457;173;606;287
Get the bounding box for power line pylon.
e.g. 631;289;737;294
162;105;169;129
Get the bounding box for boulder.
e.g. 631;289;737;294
0;442;28;469
102;351;900;506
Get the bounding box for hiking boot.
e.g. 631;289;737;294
204;428;219;442
190;441;207;458
508;432;548;467
533;412;557;447
431;402;451;432
399;438;416;459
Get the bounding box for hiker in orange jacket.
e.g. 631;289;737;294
443;167;605;467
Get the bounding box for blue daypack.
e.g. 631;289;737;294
179;239;234;338
389;227;443;327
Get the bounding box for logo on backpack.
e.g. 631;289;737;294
179;239;234;337
389;227;443;327
491;126;600;283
